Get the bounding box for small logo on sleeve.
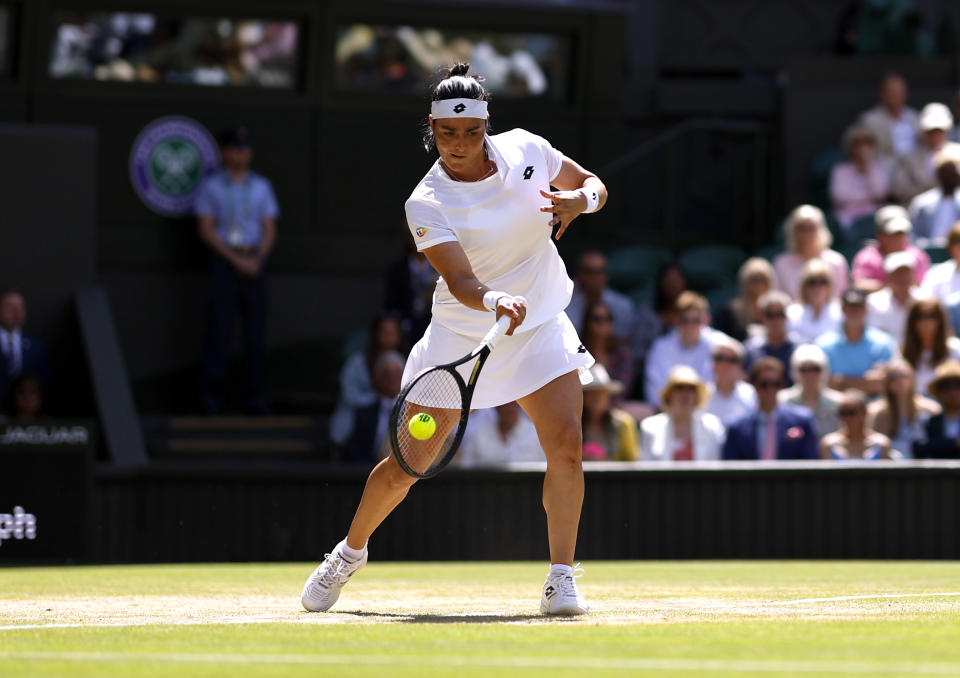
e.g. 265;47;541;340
523;166;535;180
416;227;428;238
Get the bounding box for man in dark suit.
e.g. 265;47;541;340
0;290;50;397
722;356;819;460
915;360;960;459
343;350;405;465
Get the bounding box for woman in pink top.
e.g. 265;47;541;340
829;124;893;229
774;204;850;301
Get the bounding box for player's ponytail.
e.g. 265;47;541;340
422;62;493;153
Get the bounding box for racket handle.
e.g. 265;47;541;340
482;296;527;350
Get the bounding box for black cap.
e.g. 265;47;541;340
219;126;252;149
841;288;867;306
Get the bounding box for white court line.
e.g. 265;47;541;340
1;650;960;675
768;592;960;606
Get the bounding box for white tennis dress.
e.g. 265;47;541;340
403;128;594;409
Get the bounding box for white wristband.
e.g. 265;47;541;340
483;290;509;312
579;187;600;214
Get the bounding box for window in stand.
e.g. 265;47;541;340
48;12;300;89
335;24;571;101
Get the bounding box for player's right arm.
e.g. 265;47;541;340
422;241;526;335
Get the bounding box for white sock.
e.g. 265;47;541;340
339;538;366;562
549;563;573;576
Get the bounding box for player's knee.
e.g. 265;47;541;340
544;417;582;464
383;458;419;490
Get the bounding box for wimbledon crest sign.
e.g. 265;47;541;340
129;116;220;217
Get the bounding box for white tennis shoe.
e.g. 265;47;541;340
301;541;367;612
540;563;590;615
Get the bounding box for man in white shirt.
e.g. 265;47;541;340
704;335;757;426
867;251;928;344
909;145;960;243
645;291;729;408
893;103;960;205
565;250;635;339
458;401;543;466
921;222;960;304
859;73;919;159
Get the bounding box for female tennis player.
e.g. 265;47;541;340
302;63;607;616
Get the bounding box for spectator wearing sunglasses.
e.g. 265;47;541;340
640;365;725;462
566;251;635;340
745;291;798;386
787;260;843;345
644;292;730;408
867;359;941;458
851;208;929;294
705;335;756;426
580;301;636;402
914;360;960;458
816;288;897;395
901;298;960;395
779;344;844;438
820;389;894;460
721;357;819;460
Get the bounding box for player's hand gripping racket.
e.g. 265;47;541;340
389;298;526;478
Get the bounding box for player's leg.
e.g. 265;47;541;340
302;406;458;612
517;370;590;614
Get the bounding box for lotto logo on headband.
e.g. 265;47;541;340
431;99;488;119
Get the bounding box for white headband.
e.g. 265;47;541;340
431;98;488;119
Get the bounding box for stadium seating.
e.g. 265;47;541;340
677;244;748;291
606;244;674;291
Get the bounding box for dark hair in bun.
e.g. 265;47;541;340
422;62;493;152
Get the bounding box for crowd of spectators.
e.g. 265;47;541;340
329;71;960;465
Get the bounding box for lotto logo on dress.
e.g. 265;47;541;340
0;506;37;547
129;116;220;217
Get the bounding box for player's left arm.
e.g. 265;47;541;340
539;156;608;240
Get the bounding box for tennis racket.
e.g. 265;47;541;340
389;300;524;479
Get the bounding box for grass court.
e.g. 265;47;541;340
1;561;959;677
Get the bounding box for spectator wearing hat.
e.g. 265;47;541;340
786;260;843;345
820;389;894;460
773;205;849;301
921;223;960;305
892;103;960;205
581;364;638;461
778;344;844;439
640;365;725;462
866;251;928;344
644;291;731;408
195;126;279;415
829;124;893;229
851;208;930;293
914;360;960;458
721;357;819;461
858;73;919;159
816;288;897;394
704;336;756;426
901;298;960;395
908;145;960;243
744;291;798;386
867;359;940;458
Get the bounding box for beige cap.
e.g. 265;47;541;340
920;102;954;132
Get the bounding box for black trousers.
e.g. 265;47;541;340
201;256;268;414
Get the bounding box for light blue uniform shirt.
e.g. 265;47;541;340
194;171;279;248
815;326;896;377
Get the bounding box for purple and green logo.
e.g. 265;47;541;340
129;116;220;217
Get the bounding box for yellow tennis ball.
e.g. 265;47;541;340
408;412;436;440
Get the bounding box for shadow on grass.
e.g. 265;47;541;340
331;610;574;624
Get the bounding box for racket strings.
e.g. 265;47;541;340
394;368;465;476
